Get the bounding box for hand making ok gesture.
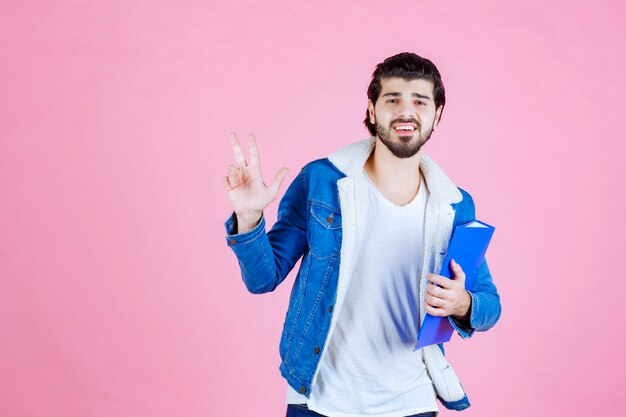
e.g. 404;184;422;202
223;133;289;233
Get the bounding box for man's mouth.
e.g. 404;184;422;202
393;123;417;136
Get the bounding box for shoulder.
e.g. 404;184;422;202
457;187;475;207
296;158;345;206
300;158;345;183
452;186;477;224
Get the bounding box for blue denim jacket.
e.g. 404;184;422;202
225;139;501;411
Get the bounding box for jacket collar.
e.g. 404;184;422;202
328;137;463;205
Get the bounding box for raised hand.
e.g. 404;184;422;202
223;133;289;233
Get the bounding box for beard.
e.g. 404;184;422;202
376;118;434;159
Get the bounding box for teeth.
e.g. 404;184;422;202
395;126;414;131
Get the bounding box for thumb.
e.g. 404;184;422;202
268;167;289;198
450;259;466;282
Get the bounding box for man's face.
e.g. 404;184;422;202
368;77;443;158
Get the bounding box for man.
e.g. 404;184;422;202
223;53;501;417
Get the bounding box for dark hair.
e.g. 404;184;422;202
364;52;446;136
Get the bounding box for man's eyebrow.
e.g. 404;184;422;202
381;92;431;100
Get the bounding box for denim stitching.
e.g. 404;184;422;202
297;255;336;374
256;234;277;290
309;206;342;230
285;255;310;368
307;199;340;212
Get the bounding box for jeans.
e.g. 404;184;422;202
286;404;437;417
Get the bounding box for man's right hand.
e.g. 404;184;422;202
223;132;289;233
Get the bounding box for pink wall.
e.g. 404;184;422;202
1;0;624;416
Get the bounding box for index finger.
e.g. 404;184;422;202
229;132;247;166
248;134;260;167
427;273;453;289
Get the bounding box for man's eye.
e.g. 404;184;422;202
387;99;398;103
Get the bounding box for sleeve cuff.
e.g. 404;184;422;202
224;212;266;246
448;291;477;339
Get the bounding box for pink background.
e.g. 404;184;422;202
1;0;625;416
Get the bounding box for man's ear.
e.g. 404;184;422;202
368;99;376;124
433;105;443;130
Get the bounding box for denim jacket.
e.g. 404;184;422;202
225;138;501;411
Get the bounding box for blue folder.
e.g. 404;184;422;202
415;219;495;349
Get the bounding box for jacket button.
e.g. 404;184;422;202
300;386;306;394
228;239;236;245
328;306;333;313
314;346;320;355
326;216;334;223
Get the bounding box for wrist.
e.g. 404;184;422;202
235;210;263;233
454;290;472;321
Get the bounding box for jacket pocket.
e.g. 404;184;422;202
307;203;342;259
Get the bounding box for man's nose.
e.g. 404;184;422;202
398;102;417;119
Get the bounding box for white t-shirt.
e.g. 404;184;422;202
286;169;438;417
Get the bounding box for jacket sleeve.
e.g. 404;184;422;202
223;169;309;294
448;189;502;338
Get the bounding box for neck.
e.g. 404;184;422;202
364;137;423;203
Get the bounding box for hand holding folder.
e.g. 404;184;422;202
415;220;495;349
